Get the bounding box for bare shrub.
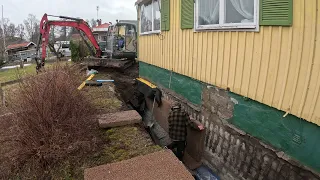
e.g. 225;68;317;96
1;64;99;178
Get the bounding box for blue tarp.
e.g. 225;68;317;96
194;165;220;180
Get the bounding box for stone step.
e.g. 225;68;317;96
98;110;142;128
84;150;194;180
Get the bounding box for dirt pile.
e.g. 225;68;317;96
0;64;101;179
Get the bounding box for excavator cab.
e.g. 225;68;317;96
105;20;138;60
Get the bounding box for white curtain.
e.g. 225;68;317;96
230;0;254;21
199;0;219;25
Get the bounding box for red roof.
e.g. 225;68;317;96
7;42;34;50
95;23;109;29
71;34;81;38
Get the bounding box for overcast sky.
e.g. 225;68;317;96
2;0;137;25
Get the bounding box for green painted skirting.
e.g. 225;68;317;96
229;93;320;172
139;62;203;105
139;61;320;173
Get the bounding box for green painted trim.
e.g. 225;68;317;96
260;0;293;26
180;0;194;29
228;93;320;172
161;0;170;31
139;62;320;173
139;61;203;105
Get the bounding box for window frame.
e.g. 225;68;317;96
140;0;161;35
195;0;259;31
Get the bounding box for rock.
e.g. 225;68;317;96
98;110;142;128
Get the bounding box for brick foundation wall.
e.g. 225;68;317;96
161;86;320;180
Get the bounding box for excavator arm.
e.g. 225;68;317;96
36;14;102;70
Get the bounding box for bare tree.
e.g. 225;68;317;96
48;26;62;60
33;21;40;42
15;24;25;40
67;27;79;40
60;26;67;40
0;18;9;37
24;14;39;42
90;19;97;28
7;23;16;40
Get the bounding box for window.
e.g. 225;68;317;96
62;44;70;49
195;0;258;30
140;0;161;34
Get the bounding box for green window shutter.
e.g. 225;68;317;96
260;0;293;26
161;0;170;31
181;0;194;29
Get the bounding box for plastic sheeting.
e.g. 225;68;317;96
194;165;220;180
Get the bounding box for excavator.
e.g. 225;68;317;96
35;13;137;72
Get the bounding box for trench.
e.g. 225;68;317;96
89;62;139;111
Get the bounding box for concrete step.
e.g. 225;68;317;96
98;110;142;128
84;150;194;180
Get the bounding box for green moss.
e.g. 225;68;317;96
92;98;122;110
83;85;122;113
100;126;162;163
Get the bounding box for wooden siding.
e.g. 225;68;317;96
138;0;320;126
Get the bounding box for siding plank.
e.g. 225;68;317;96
249;29;263;99
298;0;317;117
289;0;305;114
307;0;320;122
243;32;254;97
206;32;213;83
222;32;231;89
216;32;224;87
229;32;239;92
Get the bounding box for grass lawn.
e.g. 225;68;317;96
0;61;74;84
0;64;37;84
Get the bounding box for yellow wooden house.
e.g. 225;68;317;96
135;0;320;177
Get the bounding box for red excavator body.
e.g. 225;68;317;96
35;14;134;72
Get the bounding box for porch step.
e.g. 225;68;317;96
98;110;142;128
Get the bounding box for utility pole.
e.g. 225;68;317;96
96;6;99;20
1;5;7;62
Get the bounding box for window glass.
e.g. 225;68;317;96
198;0;219;25
140;0;161;34
153;0;161;31
225;0;254;23
196;0;257;30
141;2;153;33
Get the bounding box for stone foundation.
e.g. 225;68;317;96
160;86;320;180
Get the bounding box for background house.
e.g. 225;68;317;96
92;20;110;42
136;0;320;179
6;42;37;62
